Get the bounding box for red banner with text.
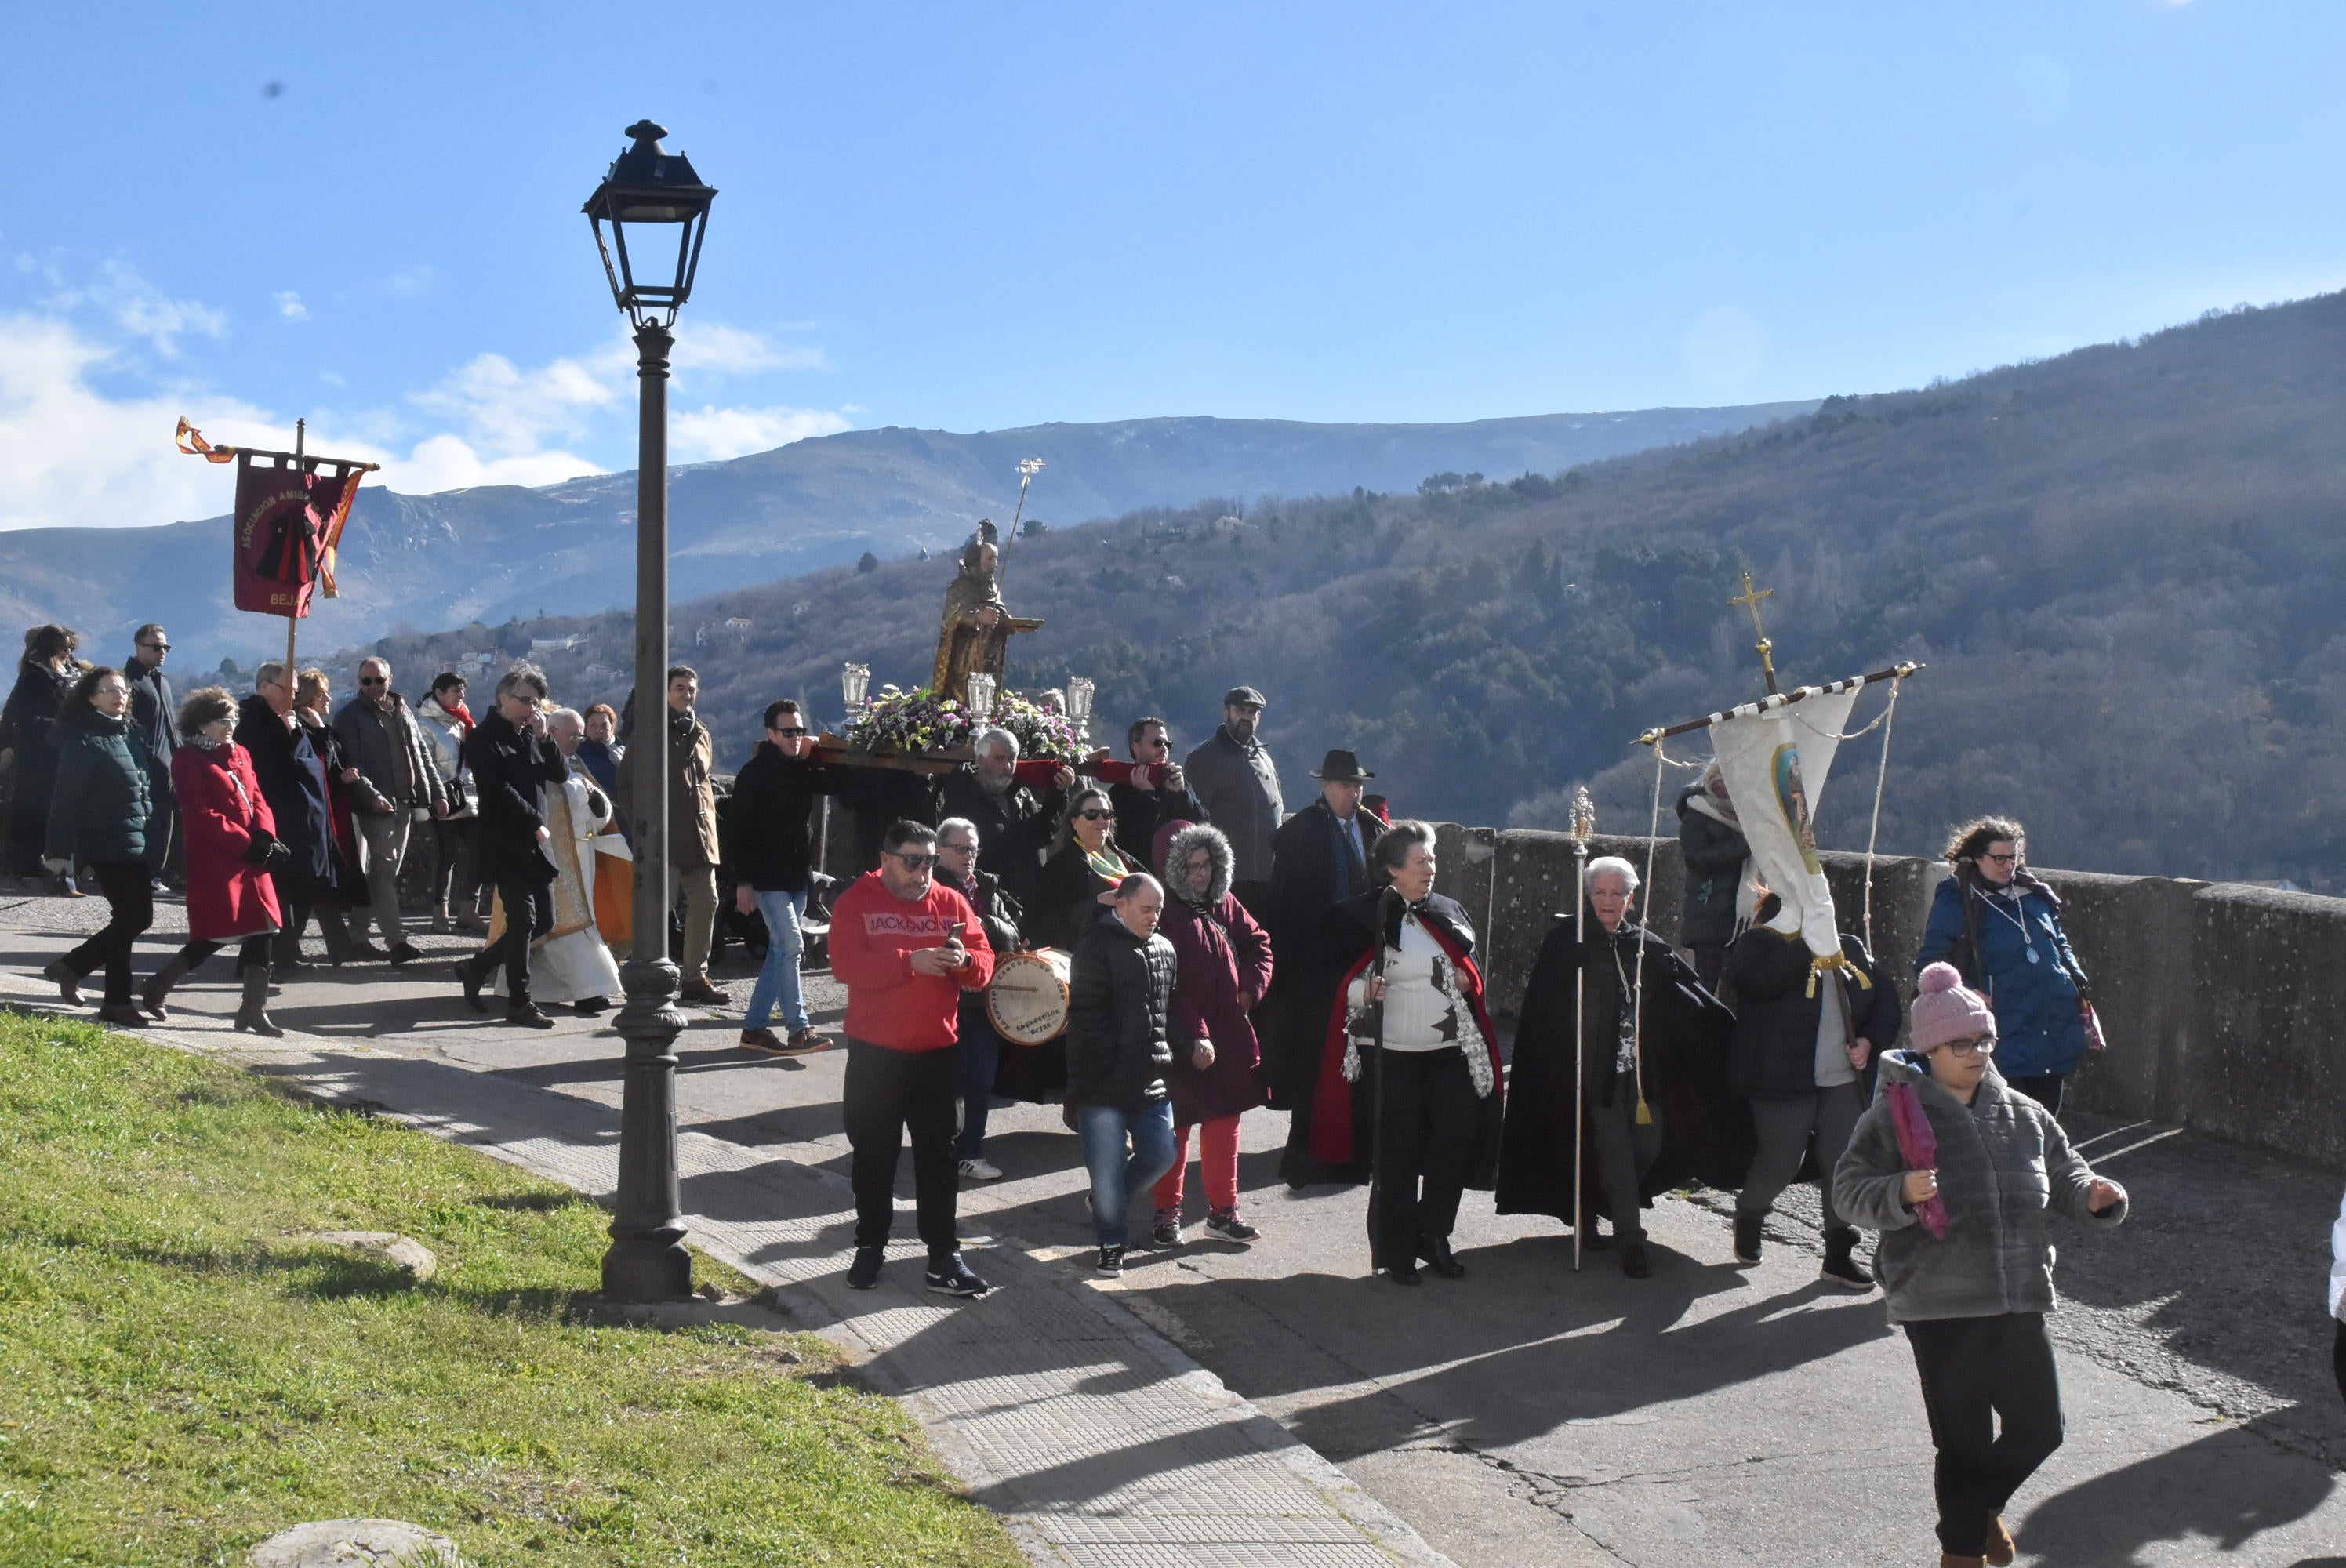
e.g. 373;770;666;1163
231;455;364;618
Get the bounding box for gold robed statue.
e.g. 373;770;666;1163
932;522;1044;706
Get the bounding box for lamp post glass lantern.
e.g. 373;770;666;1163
588;119;717;1305
964;672;997;719
1066;677;1095;746
841;662;871;720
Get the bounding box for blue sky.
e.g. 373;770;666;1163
2;0;2341;530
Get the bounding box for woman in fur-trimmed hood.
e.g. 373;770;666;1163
1147;821;1275;1246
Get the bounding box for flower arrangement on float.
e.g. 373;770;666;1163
840;684;1084;763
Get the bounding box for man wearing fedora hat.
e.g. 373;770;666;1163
1258;747;1388;1109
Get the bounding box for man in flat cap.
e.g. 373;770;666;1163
1182;686;1284;915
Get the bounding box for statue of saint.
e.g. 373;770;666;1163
932;524;1044;705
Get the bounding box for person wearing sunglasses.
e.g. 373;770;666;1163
330;658;451;967
1834;962;2127;1568
829;819;997;1298
1031;786;1144;953
122;622;179;887
726;698;848;1055
1106;717;1206;852
1916;817;2092;1116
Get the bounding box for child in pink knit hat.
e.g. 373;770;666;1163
1832;960;2128;1567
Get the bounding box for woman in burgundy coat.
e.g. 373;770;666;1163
141;687;289;1034
1149;821;1274;1246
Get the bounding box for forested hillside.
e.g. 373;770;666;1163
355;292;2346;888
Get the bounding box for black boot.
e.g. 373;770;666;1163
141;953;194;1019
234;964;284;1037
1821;1227;1874;1291
1733;1210;1764;1265
1416;1236;1466;1279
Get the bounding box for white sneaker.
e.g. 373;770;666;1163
958;1157;1004;1182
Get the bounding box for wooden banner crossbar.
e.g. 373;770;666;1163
1634;661;1924;746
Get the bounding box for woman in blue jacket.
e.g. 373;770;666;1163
1916;817;2088;1115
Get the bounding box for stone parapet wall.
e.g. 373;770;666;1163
1435;825;2343;1171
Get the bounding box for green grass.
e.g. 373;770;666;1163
0;1012;1022;1568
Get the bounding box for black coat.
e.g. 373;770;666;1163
1066;909;1176;1113
0;658;74;869
1275;888;1504;1190
1265;799;1386;956
1723;924;1901;1099
724;741;848;893
1494;911;1745;1223
1676;789;1751;948
1107;775;1208;856
124;656;177;777
235;695;332;884
1031;839;1144;951
463;709;569;886
938;768;1059;907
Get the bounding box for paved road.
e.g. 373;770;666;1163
7;896;2344;1566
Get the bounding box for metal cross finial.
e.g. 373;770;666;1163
1730;568;1781;696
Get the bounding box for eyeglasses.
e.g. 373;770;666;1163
888;851;939;869
140;641;170;652
359;676;388;687
1937;1036;1996;1058
772;726;808;737
1982;852;2018;865
1078;809;1115;822
1137;736;1168;750
939;841;978;855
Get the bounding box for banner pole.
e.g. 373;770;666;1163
285;419;306;673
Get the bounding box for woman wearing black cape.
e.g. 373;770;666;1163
1277;820;1506;1285
1494;855;1742;1277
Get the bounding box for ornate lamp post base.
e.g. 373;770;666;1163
603;953;692;1300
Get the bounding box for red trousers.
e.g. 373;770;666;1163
1152;1114;1242;1213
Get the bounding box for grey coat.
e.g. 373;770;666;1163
332;692;449;813
1833;1050;2126;1323
1182;726;1283;881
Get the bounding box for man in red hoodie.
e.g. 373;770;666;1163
831;818;999;1296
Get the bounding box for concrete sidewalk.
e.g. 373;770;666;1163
9;898;2346;1566
0;960;1458;1568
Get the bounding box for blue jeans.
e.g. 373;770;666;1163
1076;1100;1178;1247
743;888;808;1031
955;1000;1002;1160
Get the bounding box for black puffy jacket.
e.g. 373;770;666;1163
1066;909;1176;1112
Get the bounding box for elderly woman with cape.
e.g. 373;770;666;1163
1278;820;1507;1285
1494;855;1742;1278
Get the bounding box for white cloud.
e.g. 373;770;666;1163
390;432;603;492
671;322;827;375
29;256;226;358
409;350;619;459
275;291;307;320
0;312;287;531
670;404;852;463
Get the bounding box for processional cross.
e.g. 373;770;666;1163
1730;568;1781;696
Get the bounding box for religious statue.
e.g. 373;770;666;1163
932;521;1044;706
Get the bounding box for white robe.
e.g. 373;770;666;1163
495;769;625;1005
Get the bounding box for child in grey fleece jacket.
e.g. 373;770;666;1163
1833;962;2126;1568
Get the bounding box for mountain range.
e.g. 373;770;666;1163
0;403;1812;675
350;290;2346;887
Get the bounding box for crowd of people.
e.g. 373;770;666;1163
6;630;2148;1566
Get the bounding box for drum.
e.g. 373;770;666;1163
988;949;1073;1046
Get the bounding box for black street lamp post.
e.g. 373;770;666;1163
585;120;717;1303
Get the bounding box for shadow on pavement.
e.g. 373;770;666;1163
2025;1410;2341;1565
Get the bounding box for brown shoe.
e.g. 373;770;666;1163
739;1027;787;1055
42;958;84;1005
677;978;727;1006
782;1028;834;1055
1984;1515;2015;1567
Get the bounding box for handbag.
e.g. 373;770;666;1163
2079;999;2109;1054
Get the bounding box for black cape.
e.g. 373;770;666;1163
1493;908;1745;1225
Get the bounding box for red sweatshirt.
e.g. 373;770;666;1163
829;871;997;1051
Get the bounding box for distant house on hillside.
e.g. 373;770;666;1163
580;663;622;691
530;635;584;654
692;618;753;648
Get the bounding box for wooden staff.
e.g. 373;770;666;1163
1368;883;1395;1279
1568;787;1594;1272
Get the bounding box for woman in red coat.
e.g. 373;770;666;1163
1149;821;1274;1247
140;686;289;1034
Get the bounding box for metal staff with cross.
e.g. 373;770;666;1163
1730;568;1780;697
